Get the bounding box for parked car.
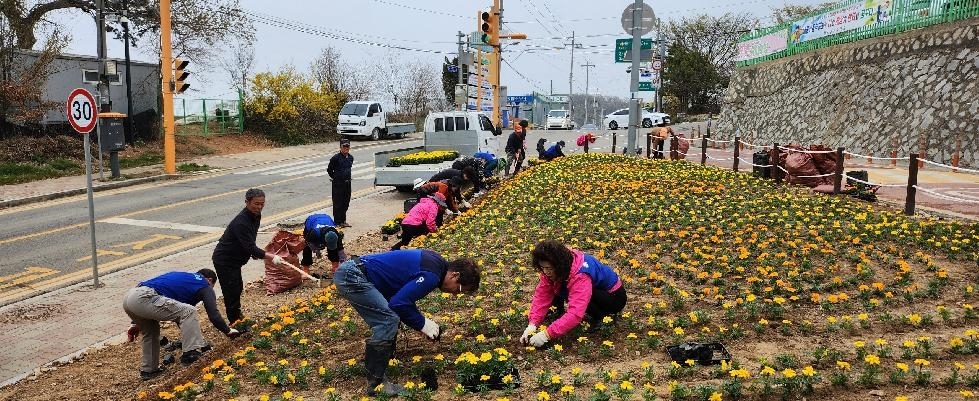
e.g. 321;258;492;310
602;108;671;130
545;109;575;130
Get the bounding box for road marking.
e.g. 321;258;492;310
235;161;373;177
947;190;979;201
0;267;59;290
76;249;126;262
113;234;184;250
101;217;223;233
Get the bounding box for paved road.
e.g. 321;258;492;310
0;138;417;306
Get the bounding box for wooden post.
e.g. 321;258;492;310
833;147;845;194
701;134;708;166
670;136;679;160
890;136;898;167
773;143;782;185
867;152;873;165
917;133;926;169
952;133;961;172
905;153;919;216
646;131;652;158
733;136;741;172
612;133;617;154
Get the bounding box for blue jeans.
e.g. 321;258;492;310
333;260;400;345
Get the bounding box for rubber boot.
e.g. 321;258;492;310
364;341;404;396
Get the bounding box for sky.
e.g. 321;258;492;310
49;0;826;104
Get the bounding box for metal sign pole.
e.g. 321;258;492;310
627;0;643;155
83;133;100;288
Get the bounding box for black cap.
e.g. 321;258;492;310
340;139;351;146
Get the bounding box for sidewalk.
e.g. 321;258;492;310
0;142;410;387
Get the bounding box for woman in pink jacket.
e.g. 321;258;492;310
390;193;447;250
519;240;627;347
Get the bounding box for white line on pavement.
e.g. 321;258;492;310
100;217;224;233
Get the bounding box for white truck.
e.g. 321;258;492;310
336;101;416;140
545;109;575;130
374;111;502;191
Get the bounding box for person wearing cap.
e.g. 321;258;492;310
542;141;567;161
333;249;481;395
391;193;447;250
123;268;241;380
473;151;499;177
519;239;628;348
429;167;477;207
327;139;354;228
300;213;347;276
212;188;285;325
505;120;528;176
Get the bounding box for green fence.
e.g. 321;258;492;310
737;0;979;67
174;88;245;136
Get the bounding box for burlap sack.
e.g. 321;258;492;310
263;230;306;295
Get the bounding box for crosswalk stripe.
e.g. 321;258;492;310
233;160;309;174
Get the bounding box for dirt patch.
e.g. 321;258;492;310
0;304;67;324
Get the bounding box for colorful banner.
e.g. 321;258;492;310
789;0;893;44
736;29;788;61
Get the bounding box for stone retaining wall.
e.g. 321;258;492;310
718;18;979;167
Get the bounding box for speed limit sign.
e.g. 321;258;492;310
67;88;98;134
651;59;663;71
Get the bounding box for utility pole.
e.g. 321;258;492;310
627;0;643;155
95;0;110;179
580;60;594;126
656;17;665;113
565;31;577;116
456;30;465;111
491;0;501;127
160;0;176;174
122;0;135;145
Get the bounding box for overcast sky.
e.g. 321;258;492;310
51;0;825;103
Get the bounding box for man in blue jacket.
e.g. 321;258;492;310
334;249;481;395
300;213;346;276
542;141;566;161
122;269;241;380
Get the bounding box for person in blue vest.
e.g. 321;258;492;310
519;240;627;348
300;213;346;276
473;151;499;178
334;249;481;395
542;141;567;161
122;269;240;381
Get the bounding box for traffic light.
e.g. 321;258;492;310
480;8;498;45
173;58;190;94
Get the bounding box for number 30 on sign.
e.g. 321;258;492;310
67;88;98;134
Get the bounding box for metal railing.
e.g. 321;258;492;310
737;0;979;67
173;88;246;136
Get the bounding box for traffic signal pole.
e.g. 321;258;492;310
160;0;176;174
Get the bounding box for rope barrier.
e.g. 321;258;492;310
740;140;765;149
738;156;772;168
913;185;979;204
776;145;836;154
919;158;979;174
706;154;733;161
844;175;906;188
841;150;903;160
705;138;734;144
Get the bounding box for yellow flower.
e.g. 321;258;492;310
865;355;881;365
836;361;851;370
761;366;776;376
913;358;930;367
202;373;214;381
619;380;634;391
595;382;607;391
801;366;816;377
157;392;174;400
282;391;293;400
709;392;723;401
895;363;909;373
259;396;270;401
560;385;575;394
537;391;551;401
782;368;796;378
550;374;562;384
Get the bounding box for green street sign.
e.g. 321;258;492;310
638;82;656;91
615;38;657;63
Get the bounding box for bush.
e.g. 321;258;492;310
245;67;346;145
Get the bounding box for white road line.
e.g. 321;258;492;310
232;160;308;174
240;161;373;177
947;190;979;201
100;217;224;233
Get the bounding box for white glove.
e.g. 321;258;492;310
519;324;537;345
461;200;472;209
445;210;458;216
420;318;441;340
226;328;241;339
529;330;550;347
271;255;285;265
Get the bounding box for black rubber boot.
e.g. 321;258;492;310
364;341;404;396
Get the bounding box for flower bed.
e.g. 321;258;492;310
386;150;459;167
139;153;979;401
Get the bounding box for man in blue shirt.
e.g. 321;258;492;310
473;151;499;178
300;213;346;276
122;269;240;380
334;249;481;395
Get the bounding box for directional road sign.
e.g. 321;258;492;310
615;38;655;63
67;88;98;134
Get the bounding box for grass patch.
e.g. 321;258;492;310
0;162;79;185
177;162;211;172
118;151;164;169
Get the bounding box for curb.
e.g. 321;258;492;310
0;174;178;209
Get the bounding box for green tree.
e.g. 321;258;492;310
245;66;346;145
660;42;721;114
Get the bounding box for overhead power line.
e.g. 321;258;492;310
367;0;470;19
243;10;455;55
502;58;548;94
